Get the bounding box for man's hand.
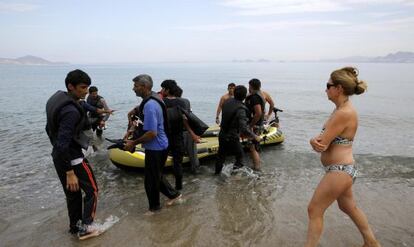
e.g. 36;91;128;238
124;140;136;153
254;135;262;143
105;109;115;114
66;170;79;192
123;129;134;141
192;134;201;143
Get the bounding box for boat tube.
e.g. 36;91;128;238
108;125;284;170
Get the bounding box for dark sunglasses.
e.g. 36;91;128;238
326;83;335;89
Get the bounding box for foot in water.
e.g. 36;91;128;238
252;166;261;172
78;224;101;240
166;194;182;206
144;206;162;216
362;240;382;247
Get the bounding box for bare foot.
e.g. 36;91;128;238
362;240;381;247
166;194;182;206
144;211;155;216
252;166;261;172
144;209;161;216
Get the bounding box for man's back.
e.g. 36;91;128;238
163;97;186;135
220;98;249;139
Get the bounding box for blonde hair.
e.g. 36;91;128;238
330;67;367;96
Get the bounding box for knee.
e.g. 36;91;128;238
307;203;324;219
338;202;356;215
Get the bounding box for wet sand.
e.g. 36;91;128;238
1;148;413;247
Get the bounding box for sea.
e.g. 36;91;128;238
0;62;413;246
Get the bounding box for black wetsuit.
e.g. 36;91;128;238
86;95;109;136
180;97;200;173
215;98;255;174
245;92;265;128
46;91;98;232
163;97;186;190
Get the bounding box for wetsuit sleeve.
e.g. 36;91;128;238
80;100;98;113
181;98;191;112
237;108;256;138
55;105;81;171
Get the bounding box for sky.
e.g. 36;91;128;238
1;0;414;63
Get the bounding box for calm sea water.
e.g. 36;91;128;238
0;63;413;246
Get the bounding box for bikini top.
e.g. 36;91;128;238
321;128;353;145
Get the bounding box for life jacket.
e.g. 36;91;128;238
245;91;265;126
133;92;170;139
220;98;249;132
86;95;104;118
46;91;91;149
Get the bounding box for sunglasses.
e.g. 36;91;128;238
326;83;335;90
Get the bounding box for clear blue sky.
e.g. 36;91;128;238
1;0;413;63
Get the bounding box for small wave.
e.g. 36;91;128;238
219;164;260;180
92;215;120;233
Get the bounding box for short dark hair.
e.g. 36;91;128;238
234;85;247;101
161;79;178;96
174;85;183;97
65;69;91;89
89;86;98;93
161;79;177;90
228;83;236;88
248;78;261;90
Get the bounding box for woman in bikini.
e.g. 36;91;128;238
305;67;381;247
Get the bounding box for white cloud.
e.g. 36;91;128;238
220;0;414;15
334;15;414;33
0;2;39;12
220;0;344;15
176;20;346;32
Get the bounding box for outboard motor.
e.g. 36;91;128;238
269;107;283;127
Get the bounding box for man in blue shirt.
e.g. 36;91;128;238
124;74;181;214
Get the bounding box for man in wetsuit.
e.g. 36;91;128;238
124;74;181;214
245;78;266;171
86;86;113;137
174;86;201;174
215;85;261;174
160;79;187;190
45;69;99;240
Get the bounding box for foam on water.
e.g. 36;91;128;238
92;215;120;233
220;164;260;180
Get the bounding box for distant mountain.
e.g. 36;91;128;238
232;58;271;63
0;55;68;65
322;51;414;63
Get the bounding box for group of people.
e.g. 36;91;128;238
214;79;275;173
45;68;381;246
